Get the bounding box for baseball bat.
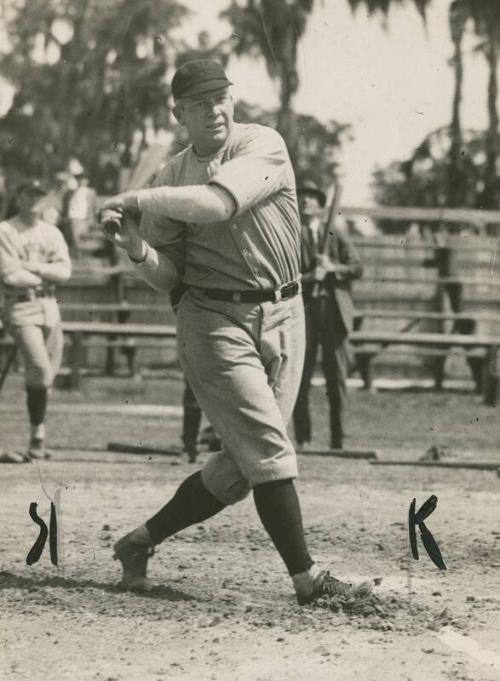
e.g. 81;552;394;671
102;142;168;235
312;181;343;298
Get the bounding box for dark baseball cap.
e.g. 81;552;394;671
296;177;327;207
17;178;46;196
172;59;233;99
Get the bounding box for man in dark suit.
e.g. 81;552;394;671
293;178;362;450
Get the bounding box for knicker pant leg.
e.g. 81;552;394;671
12;324;55;388
44;324;64;384
176;291;305;506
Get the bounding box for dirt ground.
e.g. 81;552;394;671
1;371;500;681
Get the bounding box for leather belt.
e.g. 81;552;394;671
203;281;300;304
12;289;54;303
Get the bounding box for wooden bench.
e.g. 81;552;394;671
60;302;167;315
59;302;172;375
60;321;177;389
0;321;177;391
2;319;499;405
353;309;500;324
61;323;500;404
349;330;500;405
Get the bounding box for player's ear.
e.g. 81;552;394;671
173;103;185;126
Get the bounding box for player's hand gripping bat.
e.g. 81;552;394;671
101;143;168;238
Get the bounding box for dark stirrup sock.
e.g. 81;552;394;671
145;471;226;544
26;387;48;426
253;478;314;576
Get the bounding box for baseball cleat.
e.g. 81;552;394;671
182;445;199;464
0;450;25;464
113;532;155;592
27;438;52;461
297;571;374;605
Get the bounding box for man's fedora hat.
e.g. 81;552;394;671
296;176;327;207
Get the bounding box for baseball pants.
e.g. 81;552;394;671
177;287;306;505
10;323;64;388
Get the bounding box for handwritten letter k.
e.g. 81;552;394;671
408;495;447;570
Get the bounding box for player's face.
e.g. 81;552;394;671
175;87;234;155
298;192;322;219
17;189;44;216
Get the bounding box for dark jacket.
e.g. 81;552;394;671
301;223;362;333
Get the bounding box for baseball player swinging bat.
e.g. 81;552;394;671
312;180;343;298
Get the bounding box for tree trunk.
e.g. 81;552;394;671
59;0;91;168
276;68;299;166
483;34;499;208
275;24;299;168
448;1;465;207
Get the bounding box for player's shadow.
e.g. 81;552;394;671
0;569;199;602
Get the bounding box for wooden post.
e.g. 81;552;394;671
69;332;84;390
483;344;499;407
117;307;137;377
105;268;124;376
355;351;374;390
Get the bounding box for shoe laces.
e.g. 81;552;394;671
319;571;373;601
319;571;356;599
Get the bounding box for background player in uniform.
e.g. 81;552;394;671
0;179;72;462
102;59;372;604
292;177;362;450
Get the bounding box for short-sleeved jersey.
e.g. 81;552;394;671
0;217;70;326
139;122;301;290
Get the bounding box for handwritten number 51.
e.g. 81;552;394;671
26;502;58;566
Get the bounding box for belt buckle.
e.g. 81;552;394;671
273;288;282;303
232;292;242;302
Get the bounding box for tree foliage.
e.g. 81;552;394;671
234;99;351;188
347;0;431;21
464;0;500;208
372;126;491;210
0;0;188;191
222;0;316;165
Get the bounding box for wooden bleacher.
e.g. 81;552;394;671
1;206;500;402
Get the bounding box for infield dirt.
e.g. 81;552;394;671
1;373;499;681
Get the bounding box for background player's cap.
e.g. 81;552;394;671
17;178;47;196
296;176;327;207
172;59;233;99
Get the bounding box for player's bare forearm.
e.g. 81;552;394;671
37;262;72;283
3;269;43;288
105;185;236;225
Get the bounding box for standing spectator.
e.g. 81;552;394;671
0;179;71;461
67;171;97;259
39;172;70;228
293;178;362;450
